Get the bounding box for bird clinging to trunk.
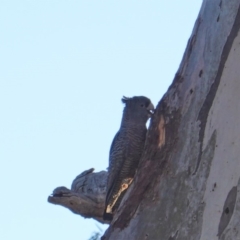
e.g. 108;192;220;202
103;96;154;221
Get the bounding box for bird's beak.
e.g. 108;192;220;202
147;102;155;116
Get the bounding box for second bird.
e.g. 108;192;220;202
103;96;154;220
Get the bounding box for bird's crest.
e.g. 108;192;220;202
121;96;130;104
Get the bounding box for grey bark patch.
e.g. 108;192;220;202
217;186;237;238
193;5;240;175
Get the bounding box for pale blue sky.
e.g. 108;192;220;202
0;1;202;239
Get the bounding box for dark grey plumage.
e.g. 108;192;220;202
103;96;154;220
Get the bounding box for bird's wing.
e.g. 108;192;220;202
106;131;125;205
108;131;120;165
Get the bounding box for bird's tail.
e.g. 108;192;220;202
103;210;113;221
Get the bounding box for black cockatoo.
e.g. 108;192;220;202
103;96;154;220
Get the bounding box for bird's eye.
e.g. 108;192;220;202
141;104;144;107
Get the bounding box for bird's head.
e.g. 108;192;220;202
121;96;154;124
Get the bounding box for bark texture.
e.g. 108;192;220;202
48;168;110;224
101;0;240;239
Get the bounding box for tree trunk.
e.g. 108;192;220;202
102;0;240;239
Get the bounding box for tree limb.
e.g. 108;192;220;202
48;168;110;224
